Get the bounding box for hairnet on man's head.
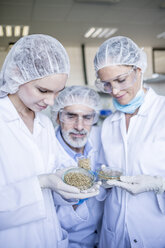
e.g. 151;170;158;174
0;34;70;97
51;85;101;124
94;36;147;73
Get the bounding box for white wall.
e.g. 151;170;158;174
143;47;153;79
65;46;85;86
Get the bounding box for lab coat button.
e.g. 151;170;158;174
134;239;137;243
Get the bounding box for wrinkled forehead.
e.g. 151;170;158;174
63;104;94;113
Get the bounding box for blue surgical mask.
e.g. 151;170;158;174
113;89;145;114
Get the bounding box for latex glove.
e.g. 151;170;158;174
106;175;165;195
100;164;113;189
38;168;101;200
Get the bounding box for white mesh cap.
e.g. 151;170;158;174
51;85;101;124
94;36;147;73
0;34;70;97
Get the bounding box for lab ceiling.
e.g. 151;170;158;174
0;0;165;49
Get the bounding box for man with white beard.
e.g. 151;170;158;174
51;85;104;248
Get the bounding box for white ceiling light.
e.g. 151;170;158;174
157;32;165;39
0;25;30;37
6;25;12;37
14;26;21;37
0;25;4;37
84;27;118;38
91;28;103;38
98;28;110;38
104;28;118;38
22;26;29;36
84;27;96;38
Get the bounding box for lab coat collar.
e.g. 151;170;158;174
1;96;46;128
137;86;158;116
110;111;123;122
109;86;157;123
34;113;46;128
0;96;20;122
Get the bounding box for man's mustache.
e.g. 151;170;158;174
69;129;88;135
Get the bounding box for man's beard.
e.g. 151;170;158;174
61;129;89;148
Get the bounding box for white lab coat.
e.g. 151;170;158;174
54;126;104;248
0;96;68;248
99;87;165;248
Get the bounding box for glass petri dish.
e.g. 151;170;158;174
63;167;95;190
97;167;123;181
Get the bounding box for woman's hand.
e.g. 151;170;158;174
106;175;165;194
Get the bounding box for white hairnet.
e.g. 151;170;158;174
0;34;70;97
51;85;101;124
94;36;147;74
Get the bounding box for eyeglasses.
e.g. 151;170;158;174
95;66;137;94
59;110;98;125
